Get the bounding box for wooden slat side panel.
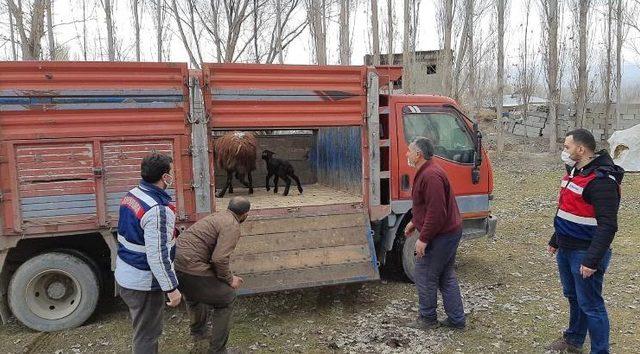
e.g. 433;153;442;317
234;225;367;255
231;244;370;275
237;262;378;295
102;140;173;193
240;212;365;236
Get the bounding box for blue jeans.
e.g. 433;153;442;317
414;230;465;326
557;248;612;354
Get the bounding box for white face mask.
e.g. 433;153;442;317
561;150;576;167
163;174;174;189
407;156;416;168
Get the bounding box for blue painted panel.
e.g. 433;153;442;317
314;127;362;194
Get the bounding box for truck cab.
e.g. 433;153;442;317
373;93;496;281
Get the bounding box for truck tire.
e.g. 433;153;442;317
402;234;419;283
8;252;99;332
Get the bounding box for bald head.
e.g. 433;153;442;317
228;196;251;216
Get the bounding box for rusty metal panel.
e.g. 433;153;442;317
202;64;367;128
232;209;379;295
14;142;97;225
0;61;189;140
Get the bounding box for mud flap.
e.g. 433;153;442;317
232;206;380;295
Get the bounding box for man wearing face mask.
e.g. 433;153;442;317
547;129;624;354
403;137;465;330
115;153;182;354
174;196;250;354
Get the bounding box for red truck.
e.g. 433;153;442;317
0;61;496;332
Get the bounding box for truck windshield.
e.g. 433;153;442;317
403;112;475;164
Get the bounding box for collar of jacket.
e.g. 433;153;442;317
139;180;172;205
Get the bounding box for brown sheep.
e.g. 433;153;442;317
214;131;257;198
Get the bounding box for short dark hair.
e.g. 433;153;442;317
228;196;251;215
412;137;434;160
566;129;596;151
141;153;173;183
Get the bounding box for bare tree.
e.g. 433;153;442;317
437;0;454;96
45;0;54;59
467;0;476;118
266;0;307;63
541;0;560;151
154;0;165;61
82;0;88;60
371;0;380;65
132;0;141;61
575;0;591;127
496;0;505;153
307;0;327;64
170;0;200;68
339;0;350;64
516;0;535;120
8;4;18;60
102;0;115;60
8;0;47;59
603;0;614;139
402;0;412;92
275;0;284;63
615;0;624;130
386;0;393;64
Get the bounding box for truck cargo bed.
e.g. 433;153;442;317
215;183;361;210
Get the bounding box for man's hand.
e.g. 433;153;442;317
404;221;416;237
166;289;182;307
415;239;427;258
580;265;596;278
547;245;557;255
230;275;244;289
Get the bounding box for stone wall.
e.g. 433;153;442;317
504;104;640;141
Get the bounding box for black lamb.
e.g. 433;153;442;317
261;149;303;196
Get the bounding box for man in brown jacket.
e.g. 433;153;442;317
174;196;250;354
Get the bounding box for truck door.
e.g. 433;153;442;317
393;104;491;219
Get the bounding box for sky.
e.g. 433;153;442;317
1;0;639;86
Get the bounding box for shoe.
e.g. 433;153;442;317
546;337;583;353
438;317;465;329
406;316;439;330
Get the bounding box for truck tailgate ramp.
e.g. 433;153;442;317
231;205;379;294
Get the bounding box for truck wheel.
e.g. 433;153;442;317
402;234;419;283
8;252;99;332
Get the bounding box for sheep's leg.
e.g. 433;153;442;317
283;175;292;196
273;176;279;194
216;170;233;198
248;171;254;194
265;172;272;191
291;173;303;194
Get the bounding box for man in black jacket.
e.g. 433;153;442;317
547;129;624;354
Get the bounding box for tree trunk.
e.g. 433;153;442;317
544;0;559;152
521;0;531;122
308;0;327;65
46;0;54;60
339;0;350;65
496;0;505;153
156;0;163;62
133;0;141;61
275;0;284;63
467;0;476;120
615;0;623;131
82;0;87;60
8;2;17;60
604;0;613;140
442;0;453;97
253;0;260;63
371;0;380;65
104;0;115;61
402;0;411;93
387;0;393;65
576;0;590;127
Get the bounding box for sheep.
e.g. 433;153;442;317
214;131;257;198
261;149;303;196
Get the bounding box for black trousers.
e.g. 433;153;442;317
177;271;236;354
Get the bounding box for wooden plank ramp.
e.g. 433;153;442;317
231;207;379;295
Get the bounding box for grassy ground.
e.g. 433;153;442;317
1;151;638;353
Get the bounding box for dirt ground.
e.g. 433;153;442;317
1;128;638;354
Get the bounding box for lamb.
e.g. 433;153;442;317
261;149;303;196
214;131;257;198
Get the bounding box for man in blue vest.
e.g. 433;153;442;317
115;153;182;354
547;129;624;354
